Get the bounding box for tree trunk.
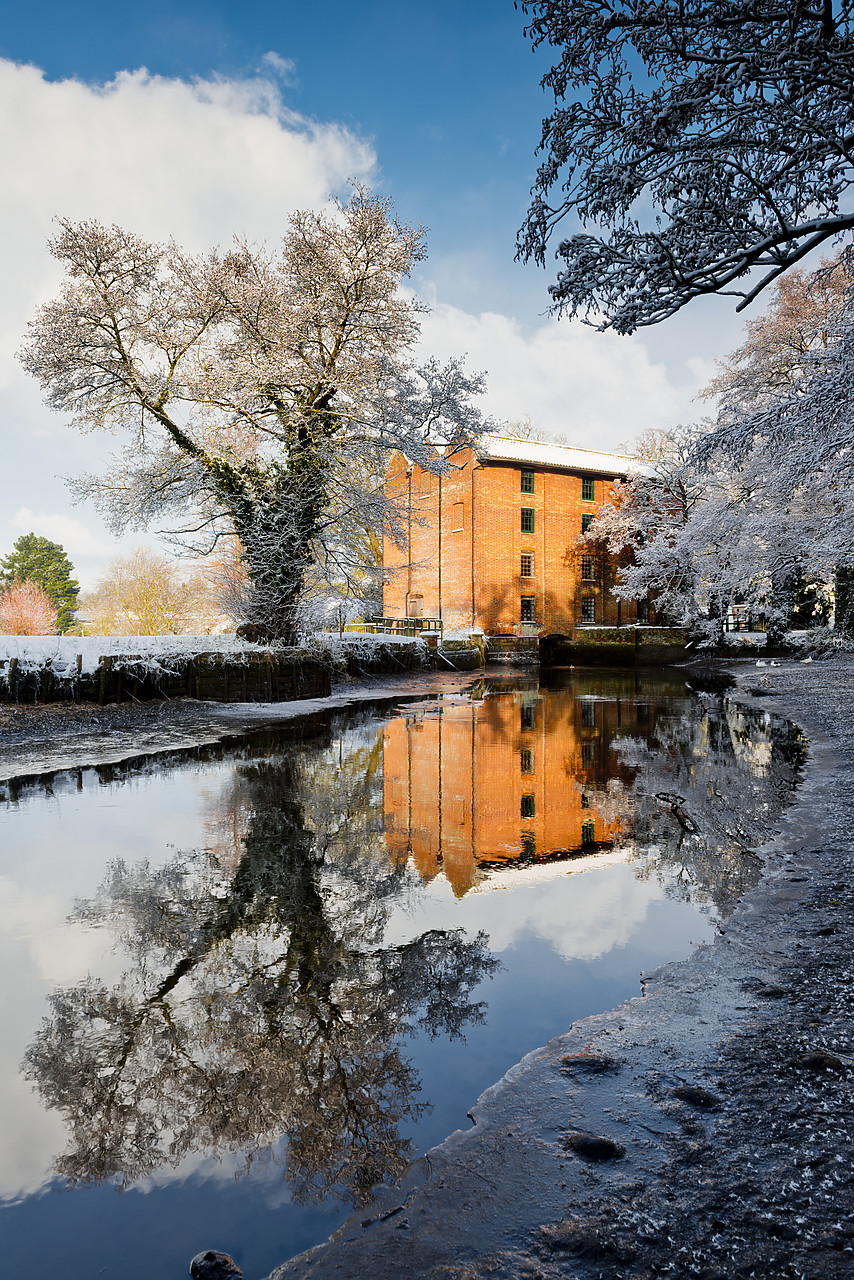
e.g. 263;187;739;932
834;566;854;633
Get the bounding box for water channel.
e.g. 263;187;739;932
0;667;806;1279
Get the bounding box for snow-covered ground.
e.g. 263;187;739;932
0;634;272;677
0;630;431;680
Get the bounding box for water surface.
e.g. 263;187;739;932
0;668;806;1278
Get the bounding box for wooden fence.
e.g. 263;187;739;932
0;650;331;705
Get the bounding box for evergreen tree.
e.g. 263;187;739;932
0;533;79;632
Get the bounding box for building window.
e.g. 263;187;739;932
521;507;535;533
521;833;536;858
452;502;464;530
520;552;534;577
581;513;594;534
521;596;536;622
637;597;651;623
520;747;534;773
521;703;535;731
581;819;596;845
582;476;595;502
521;468;535;494
581;741;594;767
419;471;432;495
581;700;596;727
581;596;596;624
521;793;535;819
580;793;590;809
581;555;596;581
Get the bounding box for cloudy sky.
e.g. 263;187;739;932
0;0;748;589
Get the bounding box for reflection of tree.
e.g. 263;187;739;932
602;693;807;917
23;738;497;1207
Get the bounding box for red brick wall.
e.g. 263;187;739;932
383;447;637;632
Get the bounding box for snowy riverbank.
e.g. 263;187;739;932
267;657;854;1280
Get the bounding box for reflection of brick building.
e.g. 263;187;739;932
383;681;650;896
383;434;636;634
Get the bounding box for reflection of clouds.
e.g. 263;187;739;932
386;862;668;963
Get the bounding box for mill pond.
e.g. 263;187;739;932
0;667;806;1280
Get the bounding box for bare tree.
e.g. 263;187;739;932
20;190;490;642
81;547;222;635
0;579;58;634
517;1;854;332
700;251;854;407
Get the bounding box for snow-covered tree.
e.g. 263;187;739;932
694;274;854;634
20;190;489;643
517;0;854;331
699;250;854;632
700;252;854;409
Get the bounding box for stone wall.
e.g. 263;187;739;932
0;650;331;705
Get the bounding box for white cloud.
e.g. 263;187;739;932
0;58;376;576
8;508;115;559
418;302;707;452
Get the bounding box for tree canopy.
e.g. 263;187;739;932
0;532;78;631
19;190;489;642
588;253;854;638
517;0;854;332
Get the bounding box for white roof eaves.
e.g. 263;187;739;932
475;434;637;476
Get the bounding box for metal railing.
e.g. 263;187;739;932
339;617;444;638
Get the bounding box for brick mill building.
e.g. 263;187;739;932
383;434;639;635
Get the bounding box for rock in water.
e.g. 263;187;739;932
564;1131;625;1161
672;1084;723;1110
799;1050;845;1072
190;1251;243;1280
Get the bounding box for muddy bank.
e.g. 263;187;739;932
266;658;854;1280
0;669;489;788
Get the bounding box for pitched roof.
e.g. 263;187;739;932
477;433;635;476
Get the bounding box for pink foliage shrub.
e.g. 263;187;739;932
0;579;58;635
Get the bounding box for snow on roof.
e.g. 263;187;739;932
477;433;635;475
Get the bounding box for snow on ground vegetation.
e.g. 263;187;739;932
0;630;430;681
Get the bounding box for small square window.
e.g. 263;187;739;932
581;819;596;845
521;469;534;494
520;747;534;773
521;703;535;731
582;477;595;502
581;555;596;581
520;552;534;577
521;793;535;819
581;513;594;534
521;596;536;622
581;596;596;624
521;507;535;533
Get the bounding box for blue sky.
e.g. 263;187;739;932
0;0;745;588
